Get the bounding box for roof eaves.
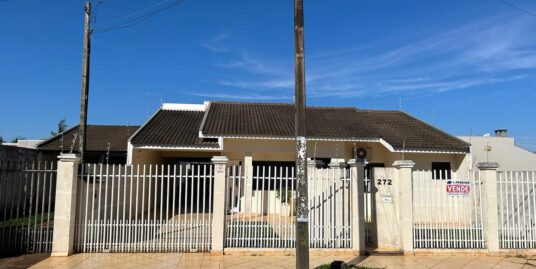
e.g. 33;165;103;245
133;144;223;151
392;147;470;154
205;134;384;142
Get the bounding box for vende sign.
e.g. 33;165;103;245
446;180;471;196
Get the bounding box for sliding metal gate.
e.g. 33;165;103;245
75;163;214;252
225;165;352;248
412;170;485;249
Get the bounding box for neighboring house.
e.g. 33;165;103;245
1;139;44;149
37;125;139;164
0;140;43;163
460;130;536;171
128;101;470;173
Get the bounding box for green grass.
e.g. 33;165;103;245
0;212;54;228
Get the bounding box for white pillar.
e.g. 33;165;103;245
349;159;366;255
478;162;500;254
243;153;253;214
51;154;80;256
211;156;229;253
393;160;415;254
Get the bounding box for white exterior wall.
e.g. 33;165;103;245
460;136;536;171
130;138;469;172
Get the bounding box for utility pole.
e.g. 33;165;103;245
79;1;92;162
293;0;309;268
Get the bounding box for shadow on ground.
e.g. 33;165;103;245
0;253;50;269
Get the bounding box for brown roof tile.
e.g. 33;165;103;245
131;102;469;152
38;125;139;152
130;110;219;148
201;102;469;151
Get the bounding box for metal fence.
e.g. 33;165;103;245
498;171;536;249
75;163;214;253
309;166;352;248
225;165;352;248
0;161;56;257
363;170;373;244
412;170;485;249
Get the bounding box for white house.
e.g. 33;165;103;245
459;130;536;171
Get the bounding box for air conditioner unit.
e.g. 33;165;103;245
352;146;373;161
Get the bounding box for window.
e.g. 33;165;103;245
311;158;330;169
432;162;451;180
365;163;385;180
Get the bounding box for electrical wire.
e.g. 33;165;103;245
500;0;536;18
91;0;105;28
93;0;185;33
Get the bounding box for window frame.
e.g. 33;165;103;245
431;162;452;180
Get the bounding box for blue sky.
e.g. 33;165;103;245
1;0;536;150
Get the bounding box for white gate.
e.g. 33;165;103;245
498;171;536;249
75;163;214;252
412;170;485;249
225;165;352;248
363;169;374;244
309;167;352;248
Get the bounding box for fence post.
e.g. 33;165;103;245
211;156;228;254
393;160;415;254
243;153;253;214
51;154;80;256
349;159;366;255
478;162;500;254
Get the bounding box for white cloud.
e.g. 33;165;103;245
218;78;293;90
193;14;536;101
202;31;232;53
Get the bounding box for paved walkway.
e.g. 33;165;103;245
30;253;536;269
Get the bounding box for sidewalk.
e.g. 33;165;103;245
29;253;534;269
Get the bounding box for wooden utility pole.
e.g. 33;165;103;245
294;0;309;268
79;1;91;162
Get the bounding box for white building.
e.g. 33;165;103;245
1;139;43;149
459;129;536;171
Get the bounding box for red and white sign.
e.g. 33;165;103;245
446;180;471;196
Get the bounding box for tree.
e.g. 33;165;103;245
50;119;67;136
10;136;26;143
0;135;4;144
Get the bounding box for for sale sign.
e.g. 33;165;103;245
446;180;471;196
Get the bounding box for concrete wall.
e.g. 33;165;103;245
131;149;164;164
370;167;401;249
460;136;536;171
0;145;37;163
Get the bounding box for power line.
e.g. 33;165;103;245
91;0;105;28
93;0;185;33
500;0;536;18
